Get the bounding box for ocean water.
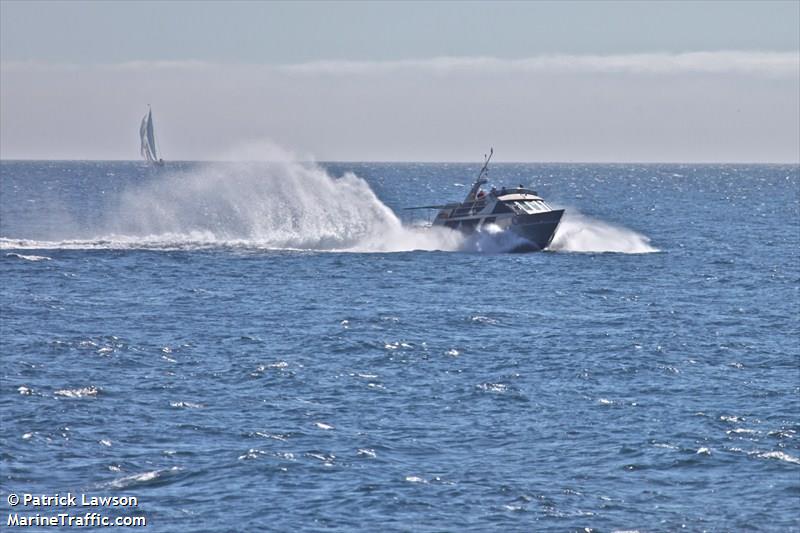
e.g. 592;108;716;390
1;158;798;531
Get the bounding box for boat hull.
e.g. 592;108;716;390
508;209;564;252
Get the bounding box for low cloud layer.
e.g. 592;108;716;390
280;51;799;76
2;52;799;162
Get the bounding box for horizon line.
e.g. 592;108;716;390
2;158;799;166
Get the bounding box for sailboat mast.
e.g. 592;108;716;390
146;109;158;161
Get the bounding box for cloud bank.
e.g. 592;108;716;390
1;52;798;162
280;51;800;76
6;50;797;76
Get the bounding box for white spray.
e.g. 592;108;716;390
109;144;465;252
549;210;658;254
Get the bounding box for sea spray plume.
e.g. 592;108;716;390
111;143;464;252
549;210;658;254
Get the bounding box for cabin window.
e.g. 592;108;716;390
515;201;535;214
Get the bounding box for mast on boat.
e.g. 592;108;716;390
466;147;493;202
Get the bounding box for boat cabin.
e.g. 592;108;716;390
433;187;555;231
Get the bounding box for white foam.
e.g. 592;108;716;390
5;252;51;261
758;451;800;465
169;401;204;409
549;211;658;254
462;223;531;253
54;386;99;398
108;146;466;253
108;467;181;488
1;146;467;253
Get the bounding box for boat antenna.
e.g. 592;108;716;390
467;147;493;201
478;147;493;182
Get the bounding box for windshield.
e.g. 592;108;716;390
507;200;551;214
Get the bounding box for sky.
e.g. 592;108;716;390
1;0;799;162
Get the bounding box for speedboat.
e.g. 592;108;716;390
407;149;564;252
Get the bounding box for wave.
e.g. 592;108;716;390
5;252;52;261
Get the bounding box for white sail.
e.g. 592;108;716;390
139;108;160;163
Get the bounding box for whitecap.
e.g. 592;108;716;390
238;448;266;460
54;386;99;398
307;452;335;464
170;401;204;409
696;447;712;455
5;252;51;261
477;383;508;393
758;451;800;465
108;467;181;489
315;422;334;430
405;475;426;483
253;431;289;441
727;428;758;435
273;452;295;460
653;443;679;450
357;448;377;458
17;386;32;395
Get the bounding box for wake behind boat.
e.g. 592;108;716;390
407;149;564;252
140;106;165;167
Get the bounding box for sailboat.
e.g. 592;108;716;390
140;106;165;166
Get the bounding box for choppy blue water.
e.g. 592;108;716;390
1;160;799;531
